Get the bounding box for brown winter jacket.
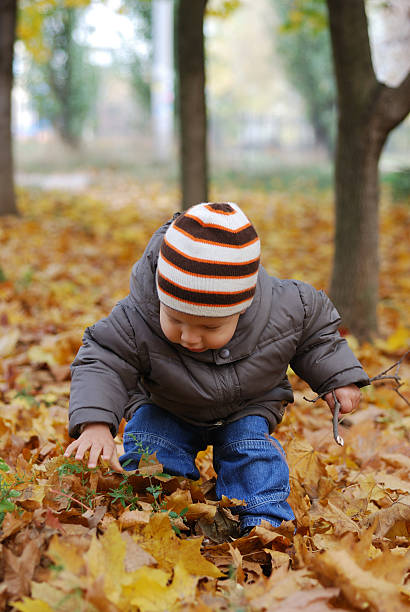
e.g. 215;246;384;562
68;216;369;438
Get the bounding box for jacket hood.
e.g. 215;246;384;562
129;217;273;363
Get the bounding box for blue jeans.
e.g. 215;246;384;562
119;404;294;530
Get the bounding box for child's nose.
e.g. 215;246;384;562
180;325;201;344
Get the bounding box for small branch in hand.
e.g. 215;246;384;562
332;390;344;447
303;350;409;445
303;390;344;445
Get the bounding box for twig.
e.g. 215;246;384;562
50;488;93;512
303;390;345;445
332;390;344;447
368;350;409;406
304;350;409;444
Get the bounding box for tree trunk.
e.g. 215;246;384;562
177;0;208;210
326;0;410;341
0;0;18;216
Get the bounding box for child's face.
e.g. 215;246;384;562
160;303;242;352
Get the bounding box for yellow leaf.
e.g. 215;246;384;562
27;345;57;367
125;563;198;612
13;600;54;612
30;582;81;612
0;329;19;357
47;535;85;575
141;513;223;577
386;326;409;351
86;522;126;604
285;439;327;499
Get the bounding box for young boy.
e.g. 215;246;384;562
65;202;369;533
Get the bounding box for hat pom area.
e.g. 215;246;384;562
156;202;260;316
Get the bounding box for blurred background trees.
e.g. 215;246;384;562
326;0;410;339
177;0;208;208
1;0;409;340
0;0;17;215
26;5;99;147
272;0;335;156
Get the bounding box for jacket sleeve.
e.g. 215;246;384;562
289;282;370;394
68;302;141;439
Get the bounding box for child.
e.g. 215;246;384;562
65;202;369;533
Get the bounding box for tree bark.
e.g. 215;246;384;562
0;0;18;216
177;0;208;210
326;0;410;341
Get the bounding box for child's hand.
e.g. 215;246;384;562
64;423;123;472
324;384;361;414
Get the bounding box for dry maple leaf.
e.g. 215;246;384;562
285;439;328;500
306;528;410;611
140;512;223;577
3;539;42;600
364;494;410;538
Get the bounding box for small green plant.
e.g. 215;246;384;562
121;435;186;526
55;458;99;513
168;507;189;535
146;483;163;511
108;476;139;510
16;266;35;290
123;435;169;512
57;460;87;478
14;388;39;407
0;458;22;525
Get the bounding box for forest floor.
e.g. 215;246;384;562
0;181;409;611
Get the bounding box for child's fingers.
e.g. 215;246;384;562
335;388;361;413
88;443;103;468
110;454;124;473
74;439;93;461
102;442;123;472
101;441;115;463
64;439;80;457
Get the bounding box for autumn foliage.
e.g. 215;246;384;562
0;183;409;611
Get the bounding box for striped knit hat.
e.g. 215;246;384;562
156;202;260;316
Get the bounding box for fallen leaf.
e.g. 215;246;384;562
306;529;410;611
121;531;156;572
0;329;20;357
13;599;54;612
3;539;42;598
124;563;198;612
141;512;223;577
185;502;217;522
118;508;151;528
364;494;410;537
285;439;327;499
273;587;342;612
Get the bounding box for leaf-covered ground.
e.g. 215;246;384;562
0;182;409;611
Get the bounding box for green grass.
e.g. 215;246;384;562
211;163;333;192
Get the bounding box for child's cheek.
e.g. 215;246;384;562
160;318;175;343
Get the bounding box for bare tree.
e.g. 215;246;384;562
0;0;18;216
177;0;208;210
327;0;410;341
